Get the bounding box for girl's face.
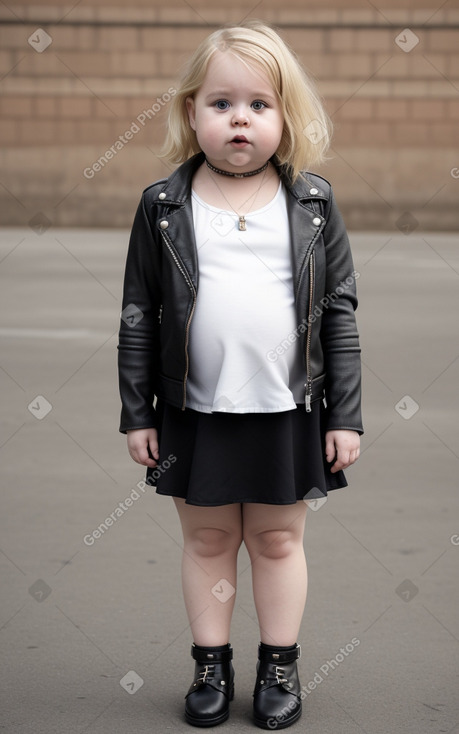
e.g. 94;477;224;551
186;50;284;173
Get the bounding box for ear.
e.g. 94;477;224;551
185;96;196;131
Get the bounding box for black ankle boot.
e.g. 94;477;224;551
253;643;302;730
184;643;234;727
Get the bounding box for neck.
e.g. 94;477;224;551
205;158;269;179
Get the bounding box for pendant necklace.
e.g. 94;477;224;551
205;161;269;231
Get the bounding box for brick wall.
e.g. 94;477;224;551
0;0;458;230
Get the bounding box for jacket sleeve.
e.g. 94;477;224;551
117;191;161;433
320;188;364;435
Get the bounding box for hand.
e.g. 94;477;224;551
126;428;159;468
325;430;360;474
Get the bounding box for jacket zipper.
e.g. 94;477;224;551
160;232;196;410
305;251;315;412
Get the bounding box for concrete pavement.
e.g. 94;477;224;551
0;226;458;733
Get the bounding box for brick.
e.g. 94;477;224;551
34;96;58;117
334;54;373;79
98;27;139;51
340;9;378;25
0;50;15;76
375;99;409;119
449;55;459;79
410;100;446;120
0;119;17;145
126;95;171;119
43;25;77;50
327;29;356;52
157;50;197;77
75;119;114;144
330;122;358;146
393;122;429;145
374;54;410;79
155;6;208;24
0;24;30;48
140;26;209;53
355;29;393;53
96;6;156;23
324;97;346;117
281;29;325;54
355;122;392;146
392;80;430;96
20;51;67;76
55;120;78;144
447;99;459;119
19;120;56;144
76;26;99;51
418;54;448;76
299;53;335;79
111;52;159;76
94;96;129;118
277;9;340;25
58;96;93;118
428;31;459;52
56;52;112;77
410;55;450;79
334;98;374;120
429;122;458;145
0;96;33;117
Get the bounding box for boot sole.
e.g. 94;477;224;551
253;702;302;730
185;687;234;727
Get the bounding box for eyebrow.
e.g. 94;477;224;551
204;90;277;102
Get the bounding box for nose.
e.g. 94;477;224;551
232;108;250;126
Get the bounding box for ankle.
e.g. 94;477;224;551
259;642;297;653
193;642;231;652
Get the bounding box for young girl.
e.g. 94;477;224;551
118;20;363;730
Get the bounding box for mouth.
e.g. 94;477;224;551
230;135;249;145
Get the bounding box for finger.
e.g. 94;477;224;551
330;449;350;473
325;435;336;463
133;445;157;468
351;449;359;464
148;442;160;462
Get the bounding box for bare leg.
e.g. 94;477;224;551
242;501;308;646
173;498;243;646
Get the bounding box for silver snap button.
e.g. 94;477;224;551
310;187;319;195
159;220;169;229
158;192;166;200
313;216;321;226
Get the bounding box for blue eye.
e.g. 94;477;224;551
251;100;267;110
215;100;229;110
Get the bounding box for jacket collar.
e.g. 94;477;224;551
158;152;328;205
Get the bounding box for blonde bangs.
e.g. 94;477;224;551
160;21;332;182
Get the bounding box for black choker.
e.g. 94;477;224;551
205;159;269;178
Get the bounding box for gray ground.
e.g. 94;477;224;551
0;226;458;733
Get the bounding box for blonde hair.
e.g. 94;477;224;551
161;20;332;182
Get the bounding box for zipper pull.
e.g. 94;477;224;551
158;304;163;324
305;379;312;413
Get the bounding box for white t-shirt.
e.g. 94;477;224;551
186;181;306;413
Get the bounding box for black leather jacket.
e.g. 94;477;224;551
118;152;363;435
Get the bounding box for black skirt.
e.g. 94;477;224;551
146;397;347;506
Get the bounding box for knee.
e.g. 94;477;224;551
244;529;299;561
187;527;242;558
